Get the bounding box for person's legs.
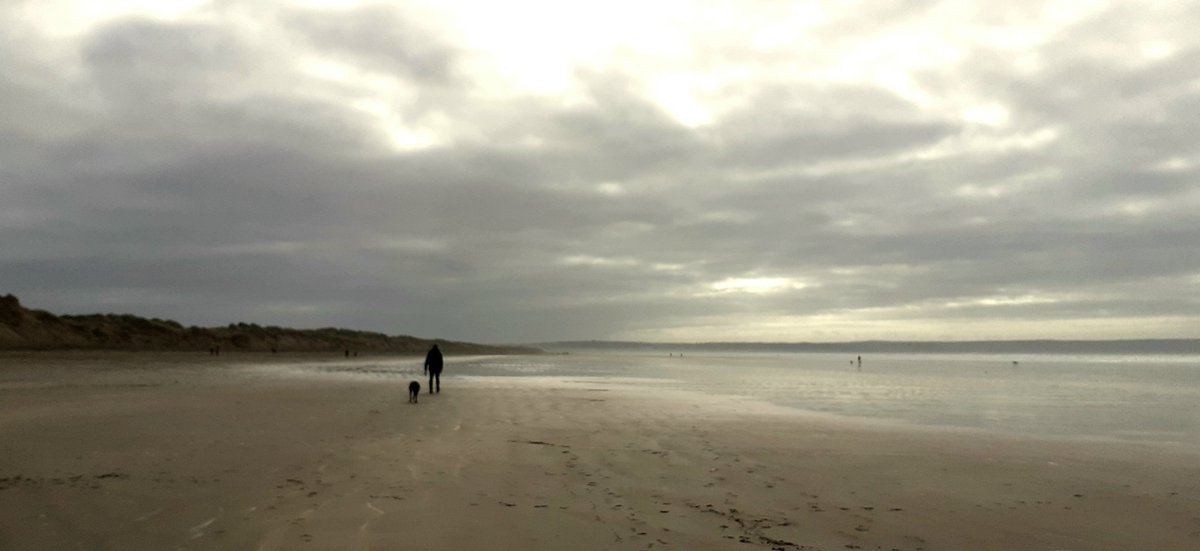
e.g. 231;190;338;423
428;372;434;394
434;371;441;393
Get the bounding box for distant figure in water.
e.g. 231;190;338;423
424;344;443;394
408;381;421;403
857;355;862;369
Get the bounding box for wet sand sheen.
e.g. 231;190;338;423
1;353;1198;550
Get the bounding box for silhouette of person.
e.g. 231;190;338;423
424;344;443;394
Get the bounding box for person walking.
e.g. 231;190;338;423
424;344;443;394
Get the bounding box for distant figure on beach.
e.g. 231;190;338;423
424;344;443;394
344;349;350;358
857;355;862;368
408;381;421;403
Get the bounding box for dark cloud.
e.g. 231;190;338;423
282;5;462;84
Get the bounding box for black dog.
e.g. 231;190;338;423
408;381;421;403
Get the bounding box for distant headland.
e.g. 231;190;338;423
0;294;539;354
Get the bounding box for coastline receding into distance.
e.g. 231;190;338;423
5;292;1198;356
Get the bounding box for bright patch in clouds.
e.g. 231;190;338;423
942;294;1065;309
595;182;625;196
561;255;637;268
710;277;805;294
962;103;1010;127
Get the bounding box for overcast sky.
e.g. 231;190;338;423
2;0;1198;343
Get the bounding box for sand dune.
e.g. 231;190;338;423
0;294;536;355
1;353;1198;550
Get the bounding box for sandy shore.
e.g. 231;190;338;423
1;352;1198;550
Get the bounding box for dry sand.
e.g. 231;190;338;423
1;352;1198;550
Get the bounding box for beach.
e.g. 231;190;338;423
1;352;1198;550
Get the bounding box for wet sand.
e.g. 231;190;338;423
1;352;1198;550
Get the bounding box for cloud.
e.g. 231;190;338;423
1;0;1198;342
282;5;461;85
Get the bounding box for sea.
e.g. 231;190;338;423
295;349;1200;447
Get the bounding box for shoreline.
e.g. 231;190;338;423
2;353;1198;549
